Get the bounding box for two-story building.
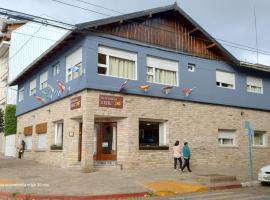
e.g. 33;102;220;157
10;4;270;174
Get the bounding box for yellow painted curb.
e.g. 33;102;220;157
145;180;208;196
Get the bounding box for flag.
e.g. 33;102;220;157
182;87;196;97
34;94;45;103
54;89;61;97
41;91;51;101
71;65;80;73
48;84;55;93
120;79;129;91
57;80;65;93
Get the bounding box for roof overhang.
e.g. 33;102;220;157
240;61;270;73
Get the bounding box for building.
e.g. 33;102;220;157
10;4;270;174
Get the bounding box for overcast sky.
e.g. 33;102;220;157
1;0;270;65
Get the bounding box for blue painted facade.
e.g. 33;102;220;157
16;33;270;116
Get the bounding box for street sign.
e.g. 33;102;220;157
244;121;254;136
244;121;254;180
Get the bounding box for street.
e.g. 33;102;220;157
153;186;270;200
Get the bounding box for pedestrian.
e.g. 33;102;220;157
18;140;25;159
173;140;182;171
182;142;191;172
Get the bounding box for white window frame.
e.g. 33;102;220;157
216;70;235;89
52;62;60;76
18;87;24;102
54;121;63;147
66;47;83;82
252;131;267;147
37;133;47;150
40;71;48;90
146;56;179;86
29;79;36;96
218;129;236;146
188;63;196;72
247;76;263;94
24;135;32;150
98;46;137;80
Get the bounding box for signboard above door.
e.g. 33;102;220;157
99;95;123;109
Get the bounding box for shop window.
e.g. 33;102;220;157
188;63;196;72
247;76;263;94
97;46;137;80
19;87;24;102
147;56;178;86
253;131;267;146
53;121;63;149
40;71;48;89
24;136;32;150
66;47;83;81
216;70;235;89
139;121;168;150
37;133;47;150
29;79;36;96
52;62;60;76
218;129;236;146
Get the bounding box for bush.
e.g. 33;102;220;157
4;105;17;136
0;109;4;133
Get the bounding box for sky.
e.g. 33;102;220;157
1;0;270;65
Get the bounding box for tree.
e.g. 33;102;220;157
4;105;17;136
0;109;4;133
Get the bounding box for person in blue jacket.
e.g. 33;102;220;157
181;142;192;172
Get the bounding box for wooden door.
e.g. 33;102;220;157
78;123;82;161
95;122;117;161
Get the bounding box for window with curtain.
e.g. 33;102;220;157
66;47;83;82
29;79;36;96
40;71;48;90
252;131;267;146
97;46;137;80
146;56;178;86
247;76;263;94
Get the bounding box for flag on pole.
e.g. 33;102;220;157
57;80;65;93
34;94;45;103
182;87;196;97
70;65;80;73
54;89;61;97
120;79;129;91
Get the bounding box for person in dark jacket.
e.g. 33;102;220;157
181;142;191;172
18;140;25;159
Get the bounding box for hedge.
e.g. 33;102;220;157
4;104;17;136
0;109;4;133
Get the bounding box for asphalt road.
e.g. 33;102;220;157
153;186;270;200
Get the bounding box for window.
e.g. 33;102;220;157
188;63;195;72
253;131;267;146
66;48;82;81
40;71;48;89
98;46;137;80
19;87;24;102
139;121;167;148
24;136;32;150
54;122;63;147
247;76;263;94
216;70;235;89
147;56;178;86
52;63;60;76
29;79;36;96
218;130;236;146
37;133;47;149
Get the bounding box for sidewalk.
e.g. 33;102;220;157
0;157;258;198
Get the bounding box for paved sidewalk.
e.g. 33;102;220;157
0;157;256;197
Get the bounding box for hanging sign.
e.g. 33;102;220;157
70;96;81;110
99;95;123;109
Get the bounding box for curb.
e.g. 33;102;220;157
0;191;149;200
208;180;260;190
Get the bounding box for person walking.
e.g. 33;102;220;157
182;142;191;172
173;140;182;171
18;140;25;159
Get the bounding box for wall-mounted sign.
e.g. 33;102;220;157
36;123;47;134
23;126;33;136
70;96;81;110
99;95;123;109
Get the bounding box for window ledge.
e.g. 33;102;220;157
50;150;63;152
253;146;268;149
35;149;47;152
139;146;169;150
218;145;239;149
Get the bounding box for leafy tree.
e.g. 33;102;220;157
0;109;4;133
4;105;17;136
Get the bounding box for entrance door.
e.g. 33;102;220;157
94;122;117;161
78;123;82;161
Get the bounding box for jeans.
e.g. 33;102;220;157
182;158;191;172
174;157;182;170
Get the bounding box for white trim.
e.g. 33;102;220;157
218;130;236;146
252;131;267;147
29;79;36;96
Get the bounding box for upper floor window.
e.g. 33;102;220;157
66;47;82;82
29;79;36;96
146;56;178;86
19;87;24;102
252;131;267;146
98;46;137;80
188;63;196;72
216;70;235;89
247;76;263;94
40;71;48;90
52;62;60;76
